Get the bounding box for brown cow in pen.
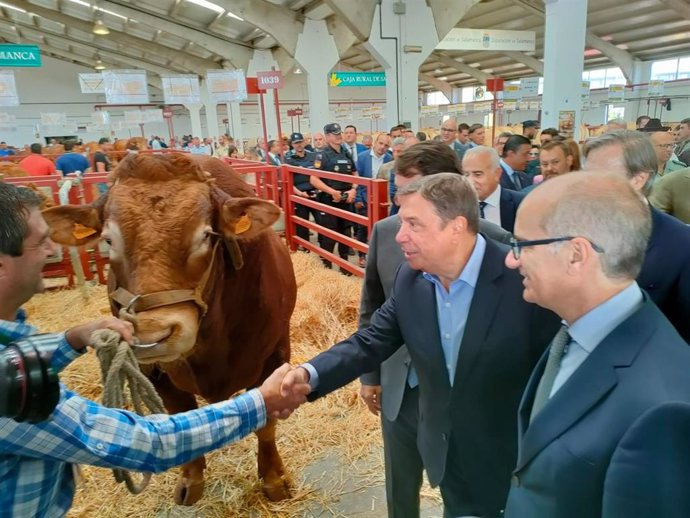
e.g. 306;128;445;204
43;154;297;505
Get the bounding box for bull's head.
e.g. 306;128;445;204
43;154;280;364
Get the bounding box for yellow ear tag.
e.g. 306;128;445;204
72;223;98;240
234;214;252;234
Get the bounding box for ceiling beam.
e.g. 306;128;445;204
322;0;376;42
96;1;252;68
326;15;360;56
433;52;493;82
513;0;635;82
660;0;690;20
8;0;220;75
419;73;452;100
502;51;544;75
429;0;482;41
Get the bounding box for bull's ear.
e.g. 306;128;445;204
42;205;103;247
219;198;280;240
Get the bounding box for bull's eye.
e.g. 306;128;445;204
102;235;112;246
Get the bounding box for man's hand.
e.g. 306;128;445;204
346;188;356;204
260;364;310;419
354;201;364;210
330;190;342;202
359;384;382;415
65;317;135;351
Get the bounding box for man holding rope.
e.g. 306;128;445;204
0;182;308;518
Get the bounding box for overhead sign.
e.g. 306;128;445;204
79;73;105;94
504;84;521;101
257;70;284;90
161;74;200;104
0;71;19;106
436;29;536;52
0;44;41;67
521;77;540;97
608;84;625;102
329;72;386;87
648;80;664;97
103;70;149;104
207;70;247;103
581;81;591;103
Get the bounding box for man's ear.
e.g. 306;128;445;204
219;198;281;240
42;205;103;247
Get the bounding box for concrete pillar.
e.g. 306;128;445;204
295;18;338;135
541;0;588;140
248;49;279;139
364;1;439;131
629;61;653;124
200;81;219;139
184;103;203;138
227;102;244;152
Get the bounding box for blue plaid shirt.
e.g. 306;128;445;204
0;316;267;518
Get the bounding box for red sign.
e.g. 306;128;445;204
257;71;284;90
486;78;504;92
496;100;504;109
162;107;173;119
287;108;304;117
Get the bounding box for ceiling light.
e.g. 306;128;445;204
227;11;244;21
94;59;106;70
439;76;448;81
92;19;110;35
0;2;26;13
186;0;224;13
294;67;302;74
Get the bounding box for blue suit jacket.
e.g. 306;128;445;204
637;207;690;342
602;401;690;518
307;238;560;516
499;188;526;233
355;151;393;204
505;297;690;518
500;164;531;191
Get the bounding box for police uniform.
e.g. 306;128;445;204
314;124;356;266
285;132;318;244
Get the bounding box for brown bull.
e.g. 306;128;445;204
43;154;297;505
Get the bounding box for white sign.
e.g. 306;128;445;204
608;84;625;102
91;111;110;126
103;70;149;104
437;28;536;52
581;81;591;103
0;112;15;123
79;73;105;94
420;105;439;115
528;101;541;111
162;74;200;104
648;80;664;97
504;84;521;101
521;77;540;97
0;71;19;106
504;101;517;111
206;70;247;103
40;113;67;126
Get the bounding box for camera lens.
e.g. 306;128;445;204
0;341;60;423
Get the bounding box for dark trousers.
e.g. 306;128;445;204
294;197;319;244
317;196;353;266
355;203;368;258
382;385;424;518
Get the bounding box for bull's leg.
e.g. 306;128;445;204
147;369;207;506
255;418;290;501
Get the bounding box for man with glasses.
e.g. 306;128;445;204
583;130;690;342
439;118;469;161
646;129;685;180
503;171;690;518
280;171;559;518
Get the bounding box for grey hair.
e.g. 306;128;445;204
463;145;500;170
540;172;652;280
396;172;479;233
391;136;406;147
608;118;627;127
583;130;657;196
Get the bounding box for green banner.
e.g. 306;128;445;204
329;72;385;87
0;44;41;67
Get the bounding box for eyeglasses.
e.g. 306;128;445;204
509;236;605;260
440;128;456;132
654;143;674;149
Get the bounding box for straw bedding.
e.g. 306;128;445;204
25;251;441;517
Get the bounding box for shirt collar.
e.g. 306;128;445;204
500;159;514;176
0;311;37;345
567;282;643;353
422;234;486;290
485;184;502;207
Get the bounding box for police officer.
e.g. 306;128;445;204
285;132;318;248
310;123;358;272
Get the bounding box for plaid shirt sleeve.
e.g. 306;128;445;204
18;332;84;373
0;386;267;473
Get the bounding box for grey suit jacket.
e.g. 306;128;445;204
359;215;512;421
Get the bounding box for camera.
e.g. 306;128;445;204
0;341;60;423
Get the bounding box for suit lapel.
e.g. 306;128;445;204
515;300;658;472
500;190;515;232
452;239;504;390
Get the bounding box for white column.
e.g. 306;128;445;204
248;49;279;139
295;19;339;135
365;1;439;131
227;102;244;152
200;82;219;139
184;104;203;138
541;0;588;140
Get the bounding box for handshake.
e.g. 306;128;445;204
258;364;312;420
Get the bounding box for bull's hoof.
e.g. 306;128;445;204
174;476;205;506
262;476;291;501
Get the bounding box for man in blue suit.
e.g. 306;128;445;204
463;146;525;233
583;130;690;342
354;133;392;267
281;173;560;518
503;171;690;518
343;124;368;163
499;135;531;190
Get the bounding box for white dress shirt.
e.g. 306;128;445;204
482;185;502;228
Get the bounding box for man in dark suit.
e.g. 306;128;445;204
281;173;560;518
503;171;690;518
583;130;690;342
439;118;470;161
359;142;511;518
500;135;531;190
463;145;525;233
343;124;368;163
